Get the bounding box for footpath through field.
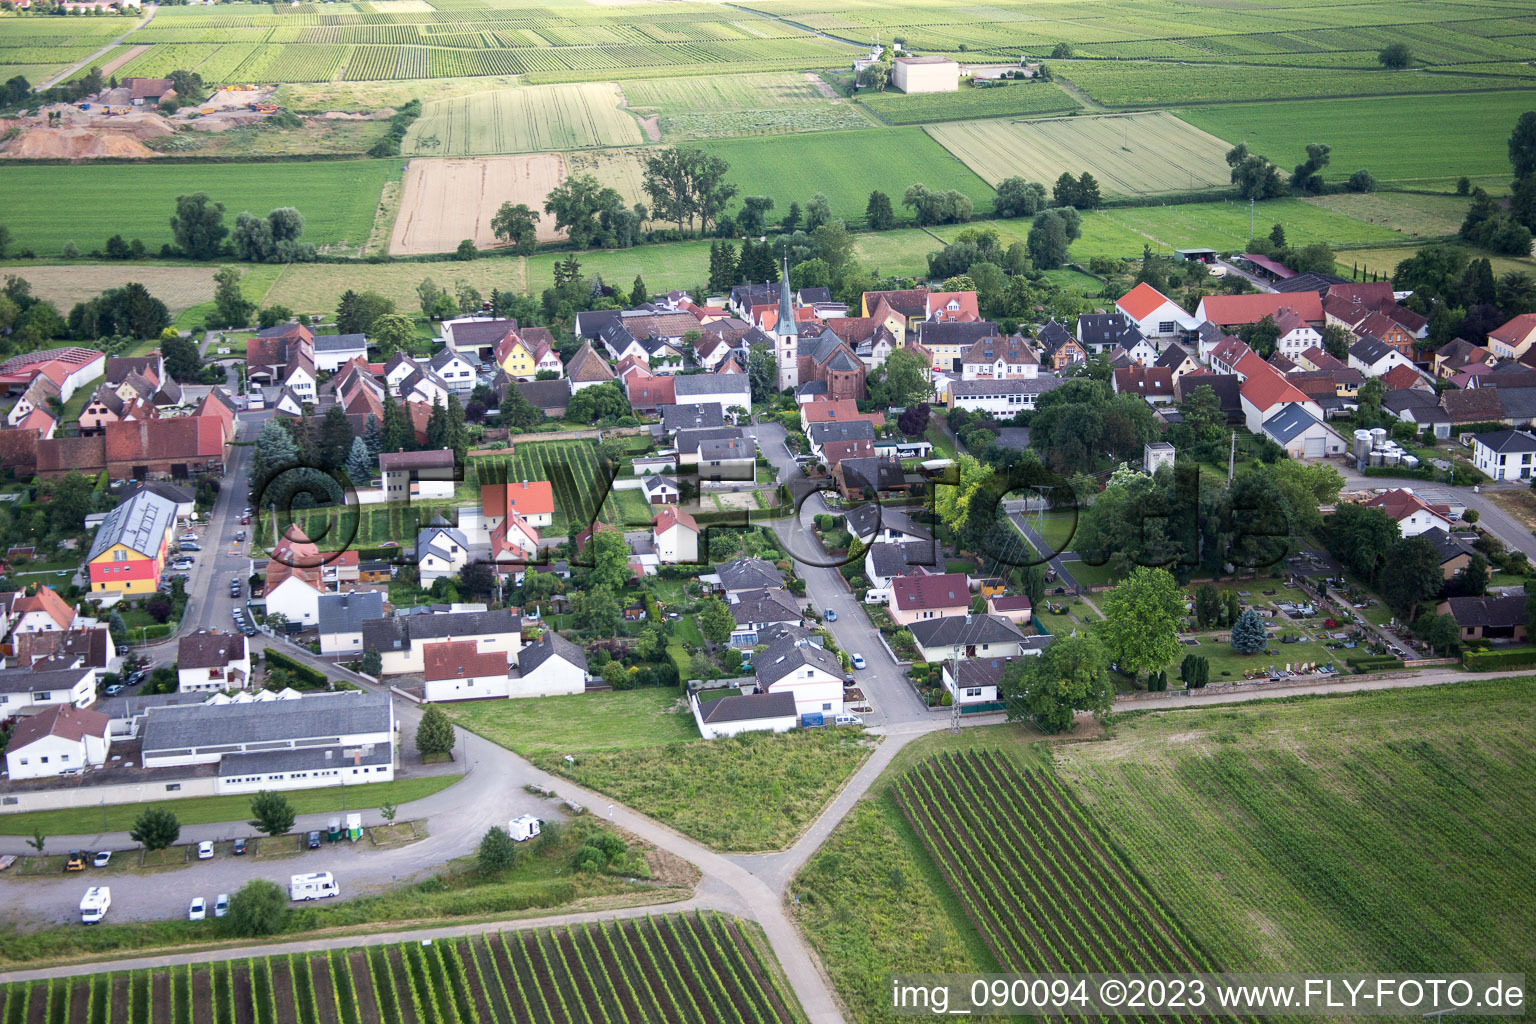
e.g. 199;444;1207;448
39;7;155;91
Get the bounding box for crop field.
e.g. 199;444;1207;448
893;749;1238;989
700;128;996;227
566;148;651;211
390;155;566;254
0;161;397;257
0;914;807;1024
1057;679;1536;974
928;111;1232;197
472;440;630;537
620;72;874;138
265;258;526;317
1304;192;1471;240
403;83;642;155
857;82;1079;125
1061;62;1532;108
527;237;714;295
13;264;218;315
1179;92;1536;188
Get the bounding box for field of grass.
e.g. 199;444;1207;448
6;264;217;315
0;776;458;836
278;75;522;112
927;111;1232;197
1180;92;1536;189
622;71;873;139
1091;196;1414;256
1304;192;1471;240
444;688;698;758
856;81;1079;124
404;82;644;156
1338;244;1536;282
0;160;398;258
263;257;525;317
545;728;875;851
1062;61;1532;108
700;128;996;227
526;237;714;294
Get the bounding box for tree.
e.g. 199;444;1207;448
1511;111;1536;181
1076;173;1102;209
871;346;931;408
566;381;629;423
898;402;931;435
318;404;354;470
1419;612;1462;656
454;239;478;261
247;790;296;837
630;274;648;306
699;597;734;644
211;265;254;329
1027;208;1071;269
233;207;313;263
226;879;287;938
547;173;626;247
1378;42;1412;68
994;177;1047;218
380;388;413;454
379;801;398;824
1449;552;1489;597
805;192;833;231
1347;169;1376;193
1380;534;1445;621
1099;567;1182;681
129;807;180;851
1321;322;1353;360
490;202;538;254
790;257;831;291
748;346;778;403
1226;143;1286;200
26;828;45;854
415;704;455;759
1194;582;1222;628
588;530;633;589
336;290;395;336
1000;634;1111;734
573;587;621;635
477;825;520;873
344;436;372;485
258;305;294;330
1289;142;1331;194
1229;608;1268;654
171;192;227;260
738;195;775;236
362;648;383;676
865;190;895;231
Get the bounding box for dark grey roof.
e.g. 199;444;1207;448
642;475;679;498
361;608;521;651
755;635;843;687
795;380;829;398
518;630;587;675
516;379;571;412
141;692;391;753
121;480;194;506
837;456;905;492
916;320;997;349
1262;404;1325;444
429;348;473;371
318;591;385;636
730;588;801;627
1155;343;1196;370
1273;271;1345;294
949;377;1068;397
313;333;367;353
714;557;784;591
218;742;391;777
1418;527;1474;564
97;691;207;721
176;631;246;670
677;426;743;453
1034;319;1077;355
575;309;623;340
659;403;724;433
700;690;797;725
1473;429;1536;454
448;318;518;349
1077;312;1144;350
947;657;1012;687
909;614;1028;649
1383;388;1447;421
867;540;943;580
797;287;833;305
1443;595;1526;628
729;282;779;311
0;665;93;694
87;489;176;562
673;374;749;398
417;520;468;563
808;420;876;446
1496;387;1536;423
1349;336;1394;364
699;437;754;461
844;504;933;543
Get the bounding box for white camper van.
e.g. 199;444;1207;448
289;871;339;901
508;815;542;842
80;887;111;924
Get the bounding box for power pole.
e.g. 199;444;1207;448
949;652;961;734
1249;197;1255;240
1228;431;1236;483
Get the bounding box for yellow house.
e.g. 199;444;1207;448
495;333;536;379
86;490;176;596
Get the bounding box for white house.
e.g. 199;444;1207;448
280;358;316;402
512;631;588;697
698;436;755;486
692;690;798;740
1472;429;1536;480
1261;404;1348;460
754;634;843;720
891;55;958;93
672;374;750;416
1116;282;1199;340
1348;336;1414;378
728;587;802;648
0;665;98;722
379;449;457;502
416;516;468;588
422;640;512;702
400;369;451;408
1273;309;1322;361
175;631;251;693
264;572;323;628
311;333;368;374
909;614;1031;662
4;704;110;780
428;349;478;396
640;475;680;505
947;377;1066;415
383;353;419;395
362;608;523;677
317;591;385;656
10;587;76;634
941;657;1011;705
653;506;700;564
1362;488;1455;537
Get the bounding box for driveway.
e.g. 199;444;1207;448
1342;467;1536;561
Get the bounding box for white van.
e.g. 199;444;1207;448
289;871;339;901
80;886;111;924
509;815;542;842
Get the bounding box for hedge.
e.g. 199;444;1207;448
1461;648;1536;671
1345;655;1405;672
264;649;329;688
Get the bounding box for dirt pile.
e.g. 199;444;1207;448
2;128;156;158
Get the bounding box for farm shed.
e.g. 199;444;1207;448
893;56;959;94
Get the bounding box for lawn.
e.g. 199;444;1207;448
0;160;400;257
1179;91;1536;189
0;776;460;836
1091;196;1413;256
526;238;714;296
264;257;526;318
443;688;698;758
699;128;997;228
1304;192;1471;240
544;728;876;851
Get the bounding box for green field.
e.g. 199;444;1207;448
0;160;398;257
621;71;873;139
928;111;1233;196
264;257;526;317
403;82;644;156
1086;196;1415;257
1337;244;1536;283
526;238;716;294
1180;92;1536;188
795;678;1536;1022
700;128;997;227
445;688;699;758
857;82;1079;124
1304;192;1472;240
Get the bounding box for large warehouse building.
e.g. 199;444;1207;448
892;55;959;93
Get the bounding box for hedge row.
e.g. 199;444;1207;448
264;649;330;688
1346;655;1405;672
1462;648;1536;671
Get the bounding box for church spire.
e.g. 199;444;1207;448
776;253;797;339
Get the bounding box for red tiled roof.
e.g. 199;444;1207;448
1300;346;1346;371
481;481;554;519
627;375;675;408
653;504;698;534
803;399;883;426
1378;363;1423;391
14;586;75;630
1363;488;1451;524
1239;360;1311;413
1113;365;1174;397
1490;313;1536;347
8;704;108;749
1117;282;1176;322
819;439;875;466
423;639;508;681
892;572;970;611
1202;292;1322;325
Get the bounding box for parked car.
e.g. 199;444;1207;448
306;831;321;850
235;530;246;542
851;653;866;670
92;851;111;868
232;838;248;856
65;851;85;872
214;894;229;918
104;684;124;696
239;515;251;525
197;841;213;860
834;714;864;726
825;608;837;621
187;898;206;922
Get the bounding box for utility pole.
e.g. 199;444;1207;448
1228;431;1236;483
1249;197;1255;240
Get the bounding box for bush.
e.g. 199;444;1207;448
264;649;328;689
247;790;296;837
1345;655;1405;672
477;826;519;873
129;807;180;851
226;879;287;937
1461;648;1536;671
